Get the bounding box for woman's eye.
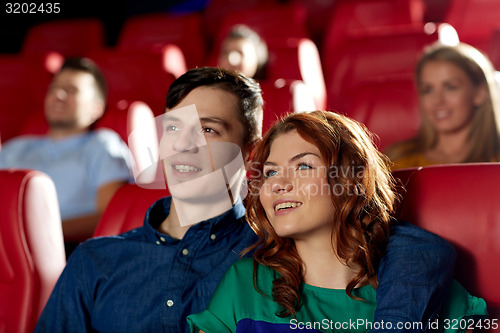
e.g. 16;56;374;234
264;169;278;178
419;86;432;95
297;163;313;170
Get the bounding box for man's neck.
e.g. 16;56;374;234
48;127;89;140
158;202;191;239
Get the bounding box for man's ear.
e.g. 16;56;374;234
90;99;106;123
474;83;489;107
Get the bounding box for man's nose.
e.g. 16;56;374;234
172;130;202;153
54;88;67;101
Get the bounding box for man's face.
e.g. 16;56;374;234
159;86;248;202
44;69;103;131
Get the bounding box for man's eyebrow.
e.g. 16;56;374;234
200;117;230;130
264;152;321;166
163;114;181;122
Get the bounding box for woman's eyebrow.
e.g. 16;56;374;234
263;152;320;166
289;152;320;162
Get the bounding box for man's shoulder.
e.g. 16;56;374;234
81;226;144;247
88;129;125;146
1;135;45;151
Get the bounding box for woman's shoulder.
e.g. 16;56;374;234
390;152;434;170
229;258;274;279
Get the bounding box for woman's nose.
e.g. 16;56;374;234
271;176;294;194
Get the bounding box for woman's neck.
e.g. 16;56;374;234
295;238;360;290
426;128;472;163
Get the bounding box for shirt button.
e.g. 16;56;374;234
182;248;189;256
156;241;160;245
160;236;166;243
166;300;174;307
210;234;216;241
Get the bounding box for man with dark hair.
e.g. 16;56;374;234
0;57;131;251
36;67;455;333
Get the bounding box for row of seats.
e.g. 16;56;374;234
2;0;500;152
4;161;498;332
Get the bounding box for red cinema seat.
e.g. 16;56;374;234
203;0;289;44
266;38;326;110
0;53;57;144
213;2;309;46
260;79;316;134
444;0;500;54
395;163;500;327
324;23;456;114
87;49;176;116
321;0;426;77
93;184;169;237
22;18;105;57
0;169;66;333
117;13;205;69
346;79;420;151
0;56;36;143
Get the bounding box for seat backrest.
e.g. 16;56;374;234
347;79;420;151
117;13;205;69
260;79;316;134
0;54;55;144
322;0;425;76
0;56;35;143
83;49;175;116
0;169;66;333
202;0;281;40
444;0;500;53
22;18;105;57
214;2;309;46
395;163;500;325
325;23;453;113
93;184;169;237
266;38;326;110
87;49;176;116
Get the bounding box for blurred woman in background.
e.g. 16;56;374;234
386;42;500;169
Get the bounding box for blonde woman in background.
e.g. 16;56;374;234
386;42;500;170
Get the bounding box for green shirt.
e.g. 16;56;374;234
188;258;488;333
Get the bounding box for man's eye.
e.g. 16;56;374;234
202;127;219;135
264;169;278;178
165;125;179;132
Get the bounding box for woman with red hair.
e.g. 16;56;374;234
188;111;487;332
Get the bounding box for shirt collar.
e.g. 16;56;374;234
143;196;247;244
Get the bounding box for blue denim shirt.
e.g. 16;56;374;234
35;197;258;333
36;197;455;333
373;221;456;333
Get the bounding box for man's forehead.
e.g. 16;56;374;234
53;69;93;84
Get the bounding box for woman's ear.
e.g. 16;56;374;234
473;83;489;107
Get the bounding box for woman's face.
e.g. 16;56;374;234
418;60;485;135
217;37;259;79
259;130;336;241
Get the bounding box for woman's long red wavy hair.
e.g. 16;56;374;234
245;111;396;317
